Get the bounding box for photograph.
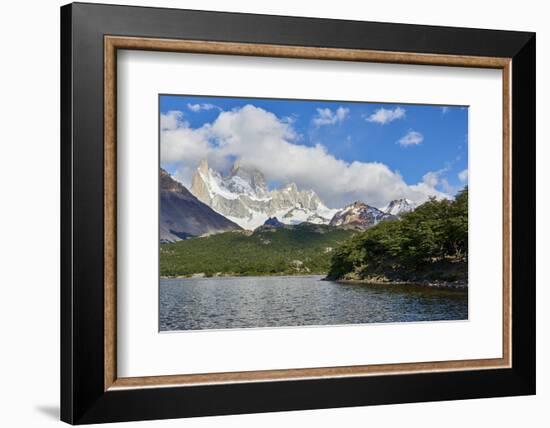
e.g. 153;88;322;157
159;95;469;331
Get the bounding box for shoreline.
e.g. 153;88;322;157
160;273;467;289
333;277;467;290
160;273;326;280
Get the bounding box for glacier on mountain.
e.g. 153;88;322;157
187;159;421;230
381;198;417;216
189;159;338;230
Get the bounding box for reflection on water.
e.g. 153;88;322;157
160;275;467;331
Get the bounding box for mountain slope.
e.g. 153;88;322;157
160;169;241;242
327;188;468;282
190;159;337;229
160;223;355;277
329;201;395;229
382;198;416;216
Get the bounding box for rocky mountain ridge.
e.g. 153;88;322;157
329;201;396;229
381;198;417;216
160;169;241;242
165;160;422;236
190;159;338;230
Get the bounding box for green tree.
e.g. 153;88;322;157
327;186;468;281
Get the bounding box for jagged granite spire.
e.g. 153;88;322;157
188;159;337;230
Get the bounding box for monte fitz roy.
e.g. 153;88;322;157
161;159;415;242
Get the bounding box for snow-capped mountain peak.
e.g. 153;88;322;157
382;198;416;216
229;161;268;197
329;201;395;229
189;159;338;230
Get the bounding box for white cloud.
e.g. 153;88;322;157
312;107;349;126
397;130;424;147
161;105;449;208
365;107;405;124
160;112;211;184
160;110;185;131
440;178;456;195
458;168;468;183
409;170;451;200
421;170;440;188
187;103;220;112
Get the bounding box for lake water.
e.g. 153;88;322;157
160;275;468;331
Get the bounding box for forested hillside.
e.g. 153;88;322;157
327;187;468;283
160;223;355;277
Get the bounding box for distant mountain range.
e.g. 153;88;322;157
160;161;422;242
329;201;396;229
190;159;337;229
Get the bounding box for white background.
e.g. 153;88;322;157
118;51;503;377
0;0;546;427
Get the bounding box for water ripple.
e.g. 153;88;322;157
159;275;468;331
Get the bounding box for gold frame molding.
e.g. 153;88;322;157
104;36;512;391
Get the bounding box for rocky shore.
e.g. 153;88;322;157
334;277;467;290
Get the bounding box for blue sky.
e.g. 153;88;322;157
160;95;468;209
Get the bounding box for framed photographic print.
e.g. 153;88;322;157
61;2;536;424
